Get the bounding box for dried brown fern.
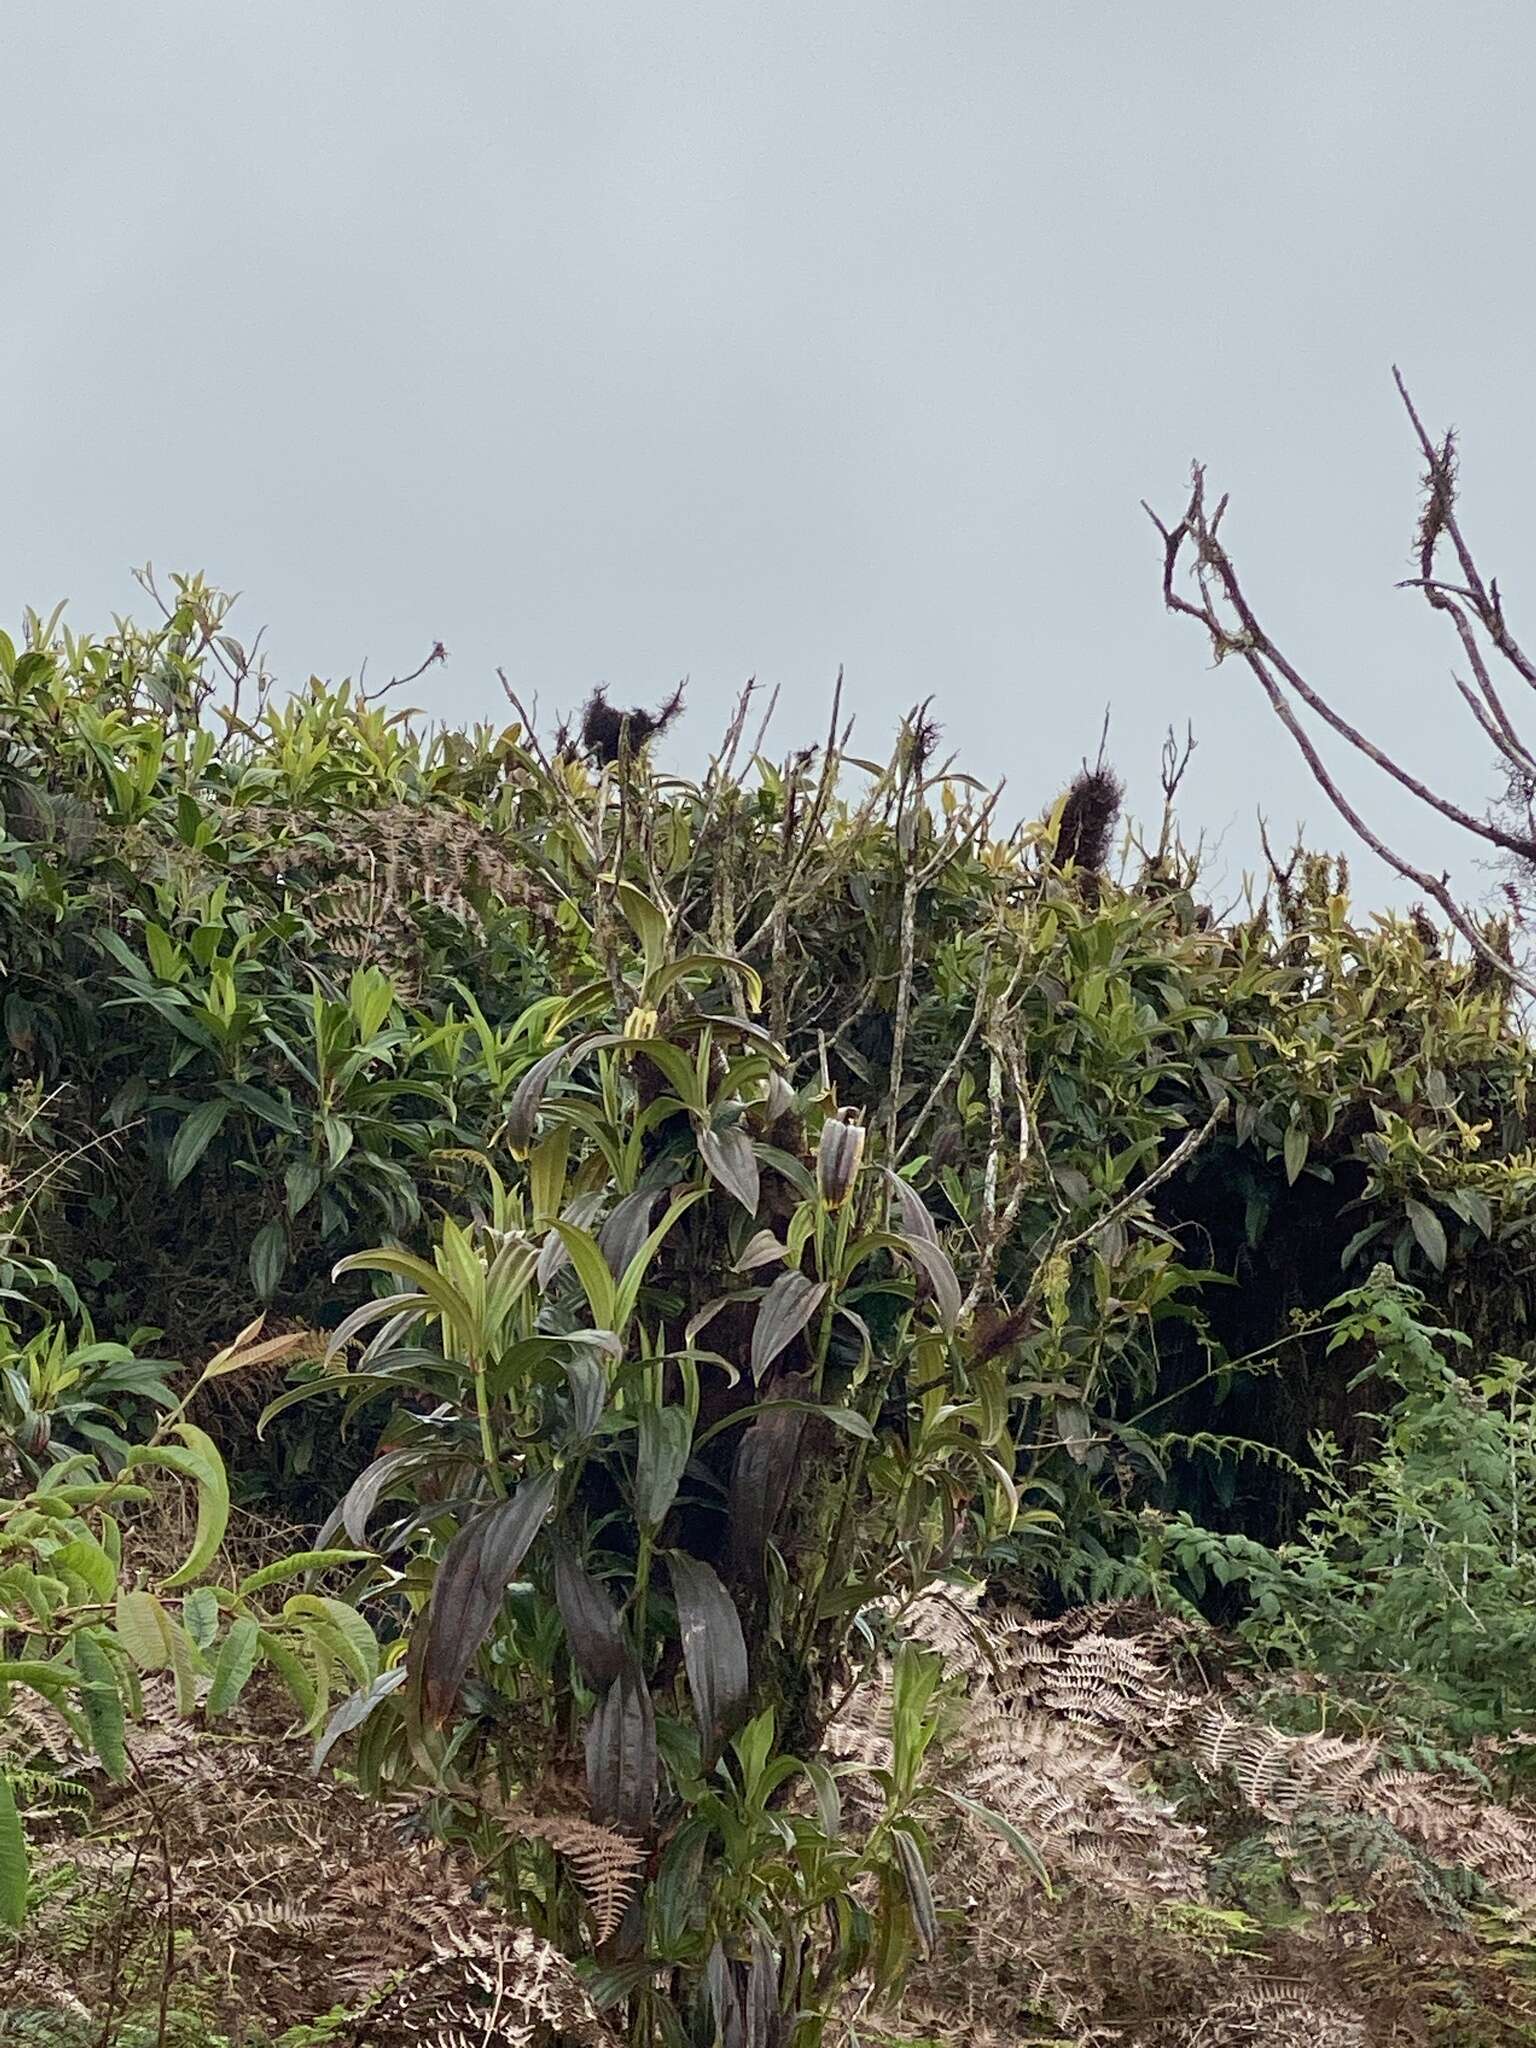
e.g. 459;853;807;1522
492;1806;645;1945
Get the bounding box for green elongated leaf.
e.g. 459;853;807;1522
323;1291;430;1363
257;1629;316;1723
311;1666;408;1774
1282;1122;1309;1187
73;1630;127;1782
585;1666;656;1837
649;954;765;1010
182;1586;221;1650
128;1423;229;1588
167;1099;230;1189
890;1827;938;1956
899;1232;962;1335
285;1157;322;1217
1445;1185;1494;1238
612;1187;709;1332
249;1219;287;1301
697;1123;760;1214
283;1597;379;1688
1406;1198;1448;1272
750;1272;827;1383
419;1470;557;1724
551;1537;630;1691
115;1589;173;1671
633;1404;693;1529
937;1786;1051;1888
206;1618;262;1717
167;1618;205;1716
550;1220;618;1328
238;1550;370;1597
616;881;670;981
667;1553;748;1759
0;1775;27;1930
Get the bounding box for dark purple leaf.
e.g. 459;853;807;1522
598;1188;662;1278
585;1666;656;1837
667;1553;749;1757
899;1232;961;1334
505;1034;621;1152
419;1469;556;1724
728;1375;810;1587
336;1448;418;1549
705;1943;746;2048
750;1271;828;1383
883;1168;940;1247
698;1122;761;1214
551;1535;630;1691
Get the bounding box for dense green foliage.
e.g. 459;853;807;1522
6;586;1536;2042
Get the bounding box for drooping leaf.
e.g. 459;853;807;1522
505;1034;615;1152
750;1272;827;1383
125;1423;230;1590
667;1553;749;1758
552;1537;631;1691
1283;1122;1309;1187
585;1666;657;1837
884;1168;940;1247
900;1232;962;1334
633;1403;693;1529
206;1617;262;1717
311;1666;408;1774
697;1122;761;1214
333;1448;419;1550
746;1928;780;2048
419;1470;556;1723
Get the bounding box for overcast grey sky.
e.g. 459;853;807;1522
5;1;1535;905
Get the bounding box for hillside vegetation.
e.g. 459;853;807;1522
4;585;1536;2045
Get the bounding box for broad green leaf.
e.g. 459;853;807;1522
550;1219;618;1328
249;1219;288;1301
72;1630;127;1782
283;1596;379;1689
167;1099;230;1189
182;1586;221;1650
634;1404;693;1529
1406;1198;1448;1272
207;1618;262;1717
115;1590;173;1671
